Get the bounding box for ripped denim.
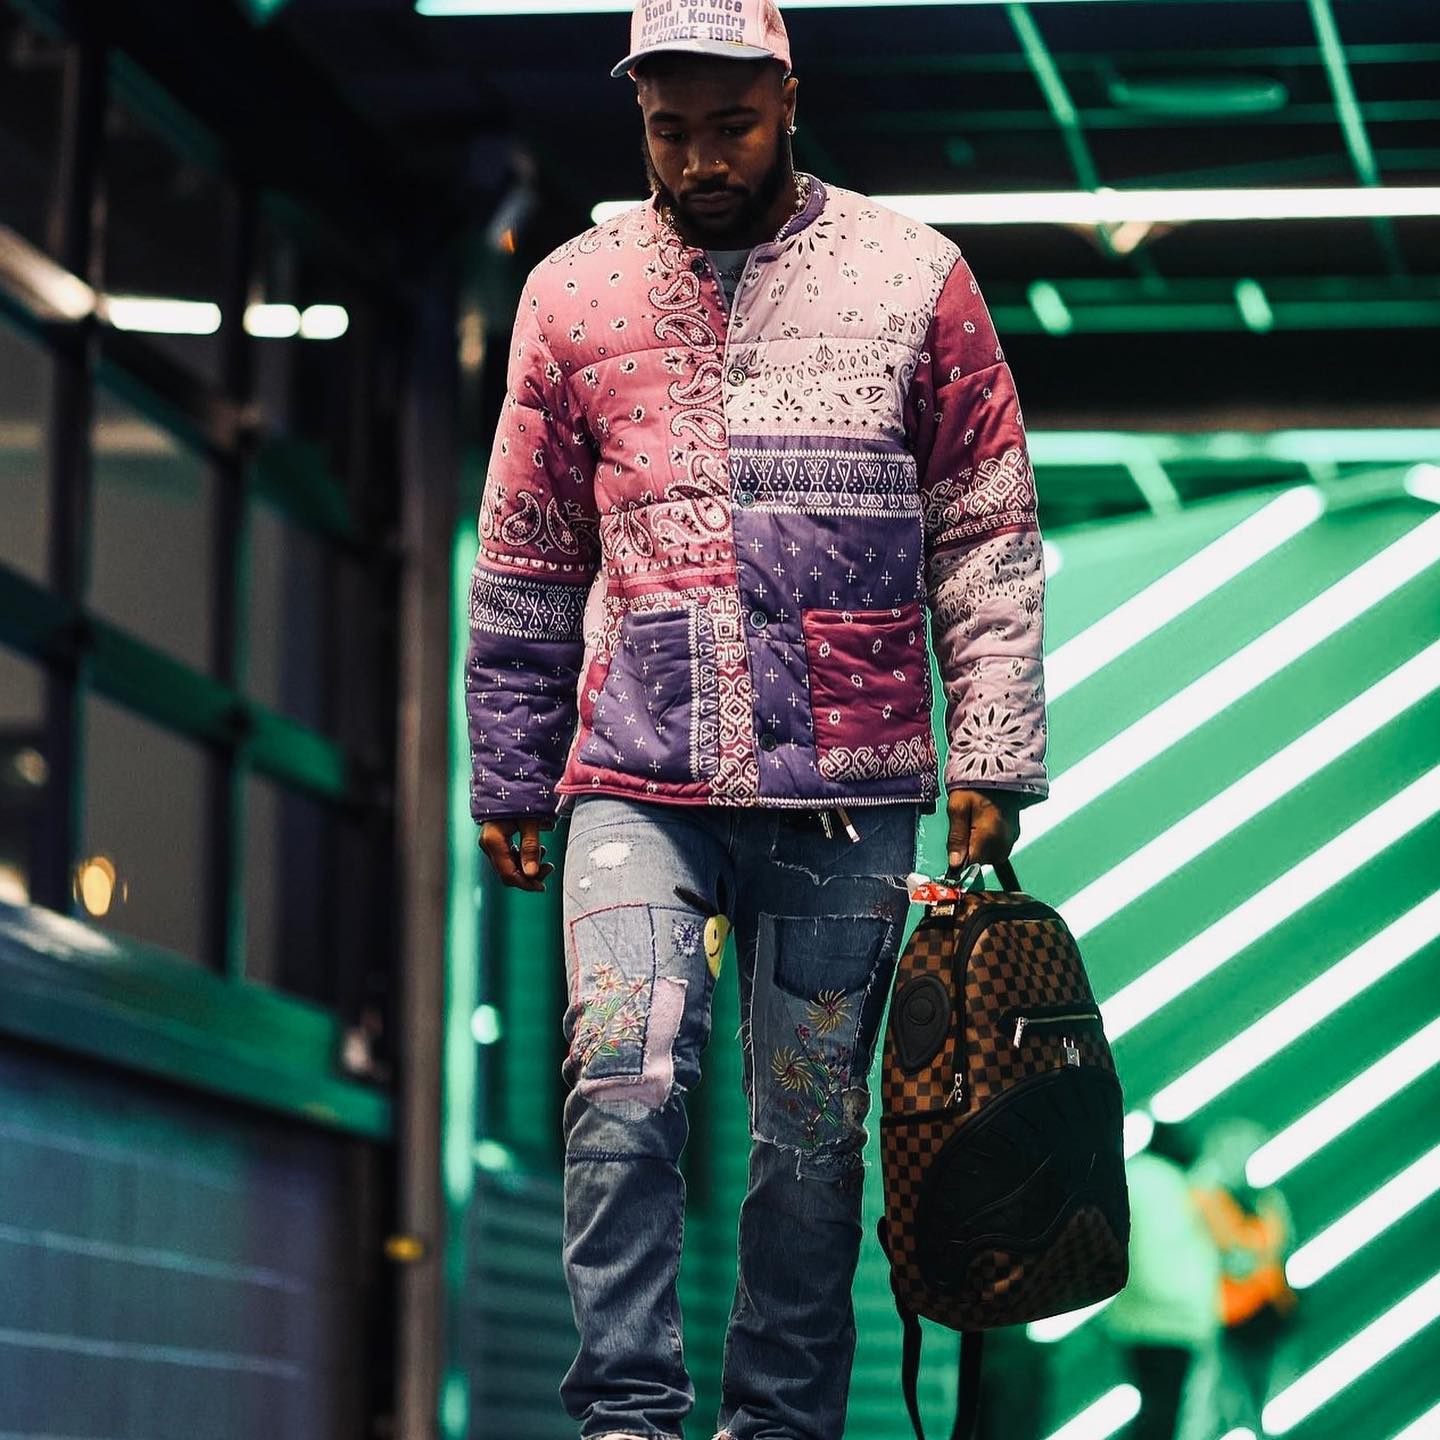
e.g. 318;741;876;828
558;796;918;1440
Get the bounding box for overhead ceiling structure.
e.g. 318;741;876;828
268;0;1439;515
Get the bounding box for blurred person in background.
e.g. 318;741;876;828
1101;1121;1221;1440
1190;1119;1300;1436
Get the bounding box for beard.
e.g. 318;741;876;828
644;126;792;247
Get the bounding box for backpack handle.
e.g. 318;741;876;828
945;858;1023;894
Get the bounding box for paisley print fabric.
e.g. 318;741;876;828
465;176;1049;820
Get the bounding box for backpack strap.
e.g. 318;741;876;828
899;1310;986;1440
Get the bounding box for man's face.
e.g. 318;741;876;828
636;56;798;246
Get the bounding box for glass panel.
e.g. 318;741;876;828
254;221;372;477
0;9;68;259
80;693;206;961
245;772;333;1003
102;93;231;386
90;388;215;672
0;645;46;905
247;499;329;732
0;321;51;584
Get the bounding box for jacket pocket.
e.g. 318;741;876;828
579;606;717;782
802;601;931;781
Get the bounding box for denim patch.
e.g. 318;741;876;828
568;902;695;1110
750;912;895;1173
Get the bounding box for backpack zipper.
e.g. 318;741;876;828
1007;1006;1104;1047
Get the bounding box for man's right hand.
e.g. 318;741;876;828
479;816;554;892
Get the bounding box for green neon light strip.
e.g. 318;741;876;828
1045;488;1321;700
1043;1385;1141;1440
1286;1143;1440;1290
1017;511;1440;853
1247;1015;1440;1188
1027;429;1440;467
1262;1270;1440;1434
1061;641;1440;939
1389;1401;1440;1440
1150;889;1440;1121
445;526;480;1210
1102;765;1440;1040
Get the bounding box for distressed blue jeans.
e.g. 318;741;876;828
557;796;918;1440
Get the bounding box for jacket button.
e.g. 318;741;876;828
749;610;768;630
690;257;706;274
727;366;747;386
735;488;756;507
758;734;778;752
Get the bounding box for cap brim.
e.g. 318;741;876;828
611;37;779;79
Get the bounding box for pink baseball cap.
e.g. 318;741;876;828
612;0;792;80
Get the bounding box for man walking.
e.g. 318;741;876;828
466;2;1048;1435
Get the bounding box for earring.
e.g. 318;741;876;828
787;123;797;135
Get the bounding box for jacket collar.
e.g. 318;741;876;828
649;173;827;259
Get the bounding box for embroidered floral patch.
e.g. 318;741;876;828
572;959;649;1068
671;917;702;958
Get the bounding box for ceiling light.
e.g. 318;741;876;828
1150;889;1440;1122
1246;1016;1440;1188
1107;73;1288;117
1017;511;1440;852
244;302;301;338
1262;1271;1440;1434
103;297;222;335
1234;278;1274;333
1286;1144;1440;1290
1028;281;1073;336
590;186;1440;228
299;304;349;340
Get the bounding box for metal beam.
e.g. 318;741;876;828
1005;3;1161;277
1307;0;1407;278
857;99;1440;134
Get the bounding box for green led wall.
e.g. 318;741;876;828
452;469;1440;1439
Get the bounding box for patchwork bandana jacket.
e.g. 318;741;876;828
466;176;1049;821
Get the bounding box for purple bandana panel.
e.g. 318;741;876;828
579;606;718;783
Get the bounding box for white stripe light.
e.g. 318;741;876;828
1286;1144;1440;1290
1061;642;1440;939
1044;486;1322;703
1018;510;1440;852
1043;1385;1142;1440
1151;890;1440;1122
1262;1272;1440;1434
1247;1016;1440;1188
244;302;301;338
1027;1297;1115;1344
1388;1401;1440;1440
589;186;1440;227
1101;765;1440;1041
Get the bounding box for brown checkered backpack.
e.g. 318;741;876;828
876;859;1130;1440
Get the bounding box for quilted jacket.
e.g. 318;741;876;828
465;176;1049;821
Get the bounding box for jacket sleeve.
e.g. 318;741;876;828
907;252;1049;805
465;286;601;823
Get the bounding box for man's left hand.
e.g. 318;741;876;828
946;787;1022;871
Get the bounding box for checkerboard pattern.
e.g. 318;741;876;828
878;891;1128;1330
